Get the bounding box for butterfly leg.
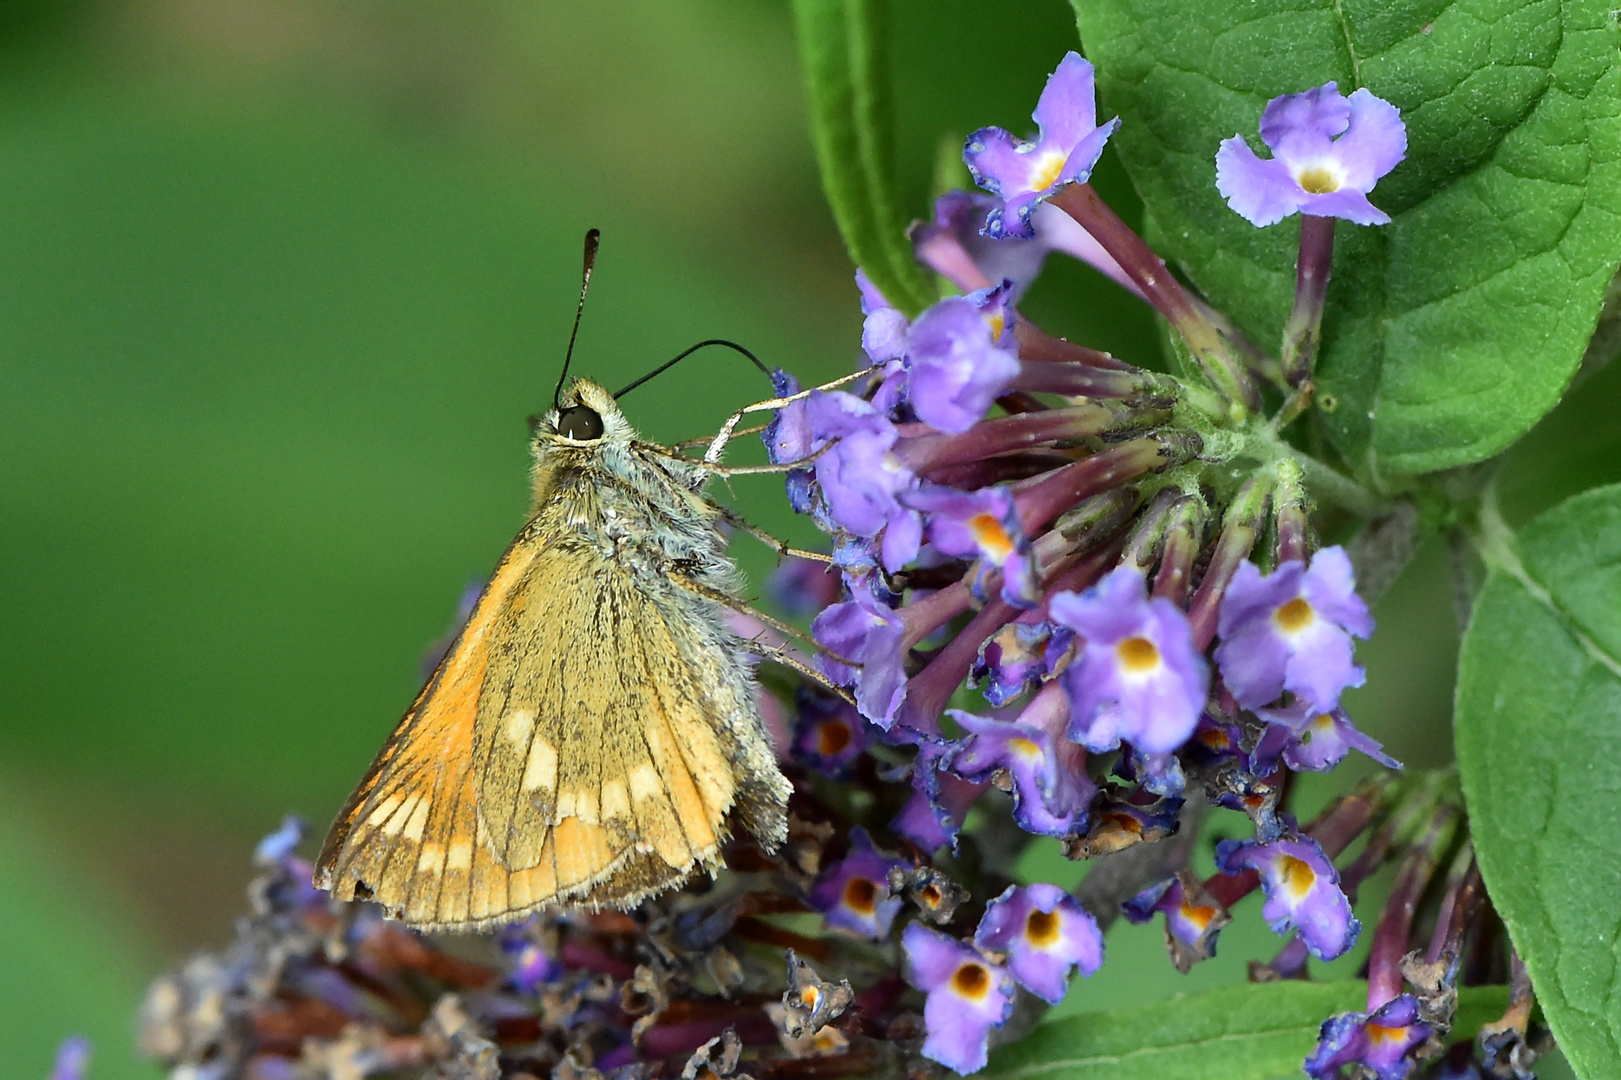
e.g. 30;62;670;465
668;574;860;696
714;504;833;564
702;369;869;465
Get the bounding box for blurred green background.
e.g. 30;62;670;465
1;2;1613;1076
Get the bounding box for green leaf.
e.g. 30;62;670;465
984;981;1508;1080
1071;0;1621;477
792;0;935;315
1457;484;1621;1079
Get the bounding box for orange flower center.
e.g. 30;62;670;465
952;962;991;1000
1297;165;1340;194
1117;635;1161;672
1008;736;1043;761
1274;596;1316;632
1179;900;1218;932
1025;908;1061;947
844;877;879;914
1278;854;1317;899
818;721;853;756
969;513;1015;560
1031;150;1069;192
920;884;943;908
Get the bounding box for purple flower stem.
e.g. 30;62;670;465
1367;805;1459;1010
1152;497;1206;605
1257;934;1312;980
1049;183;1259;410
1014;438;1173;536
1281;215;1335;389
898;405;1126;473
895;592;1021;736
1186;477;1272;651
916;228;994;293
923;452;1077;491
1008;358;1157;399
1014;321;1136;372
1423;847;1484;972
899;580;977;649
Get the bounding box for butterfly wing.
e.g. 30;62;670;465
314;523;781;930
468;541;747;907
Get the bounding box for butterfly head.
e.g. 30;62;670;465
535;378;636;452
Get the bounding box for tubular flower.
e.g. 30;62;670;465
1216;82;1406;227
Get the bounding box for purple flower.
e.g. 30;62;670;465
902;924;1016;1074
1114;744;1186;799
1121;872;1231;973
763;368;817;513
1305;994;1432;1080
903;485;1039;608
965;51;1122;239
805;391;922;570
812;577;908;726
49;1037;91;1080
1215;546;1374;713
1216;835;1359;960
947;686;1095;837
903;294;1020;435
1256;701;1402;773
1050;567;1209;754
913;190;1143;300
890;737;984;853
499;920;562;994
791;687;873;776
975;884;1103;1004
857;268;910;364
973;618;1073;706
808;828;907;940
1216;82;1406;227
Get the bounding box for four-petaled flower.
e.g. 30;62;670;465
1216;835;1360;960
902;924;1017;1073
809;828;908;940
1215;546;1374;714
904;485;1039;608
1216;82;1406;227
1305;993;1433;1080
1051;567;1209;754
974;884;1104;1004
965;51;1122;238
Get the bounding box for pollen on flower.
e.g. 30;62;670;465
969;513;1015;560
845;876;880;914
1007;736;1043;760
1279;855;1318;899
1296;165;1340;193
1024;908;1060;947
1030;151;1069;193
1180;898;1219;932
1117;635;1162;672
952;962;992;999
1274;596;1317;632
818;720;853;755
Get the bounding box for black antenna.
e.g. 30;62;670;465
552;228;601;410
614;338;771;399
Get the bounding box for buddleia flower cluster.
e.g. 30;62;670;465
128;52;1549;1080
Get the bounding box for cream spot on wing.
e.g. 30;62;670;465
447;841;473;871
366;793;404;829
416;843;445;874
602;779;630;821
556;788;578;818
379;794;418;836
502;708;536;747
577;787;599;822
629;763;663;801
402;798;431;842
522;737;558;792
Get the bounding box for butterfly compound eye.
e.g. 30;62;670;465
556;405;604;441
